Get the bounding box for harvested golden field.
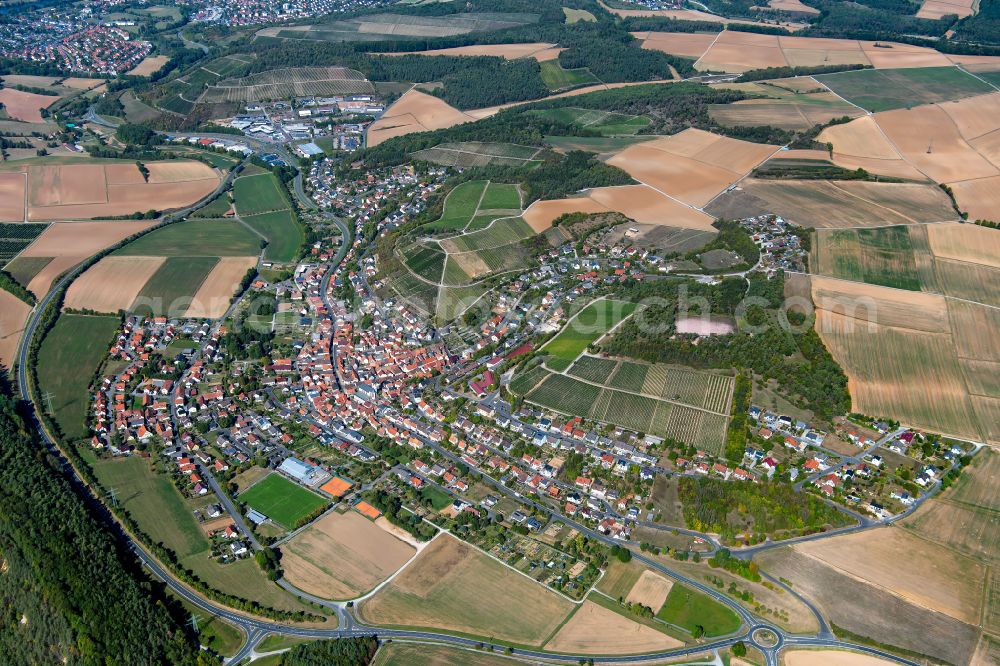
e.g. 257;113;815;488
916;0;975;19
126;55;170;76
606;129;776;207
794;528;985;623
587;185;716;231
2;161;220;220
186;256;258;318
876;105;1000;183
945;176;1000;223
522;196;608;233
939;92;1000;142
811;275;950;332
359;534;573;644
380;43;559;61
948;298;1000;362
739;179;957;227
817;116;901;161
366;90;475;147
927;220;1000;269
624;570;674;610
766;0;819;13
946;448;1000;511
0;289;30;370
282;510;415;600
0;87;59;123
0;172;26;222
757;547;981;666
636;31;718;59
934;257;1000;308
784;650;902;666
902;499;1000;563
17;220;154;297
64;255;166;313
544;600;683;654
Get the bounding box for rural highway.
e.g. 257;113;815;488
11;148;928;666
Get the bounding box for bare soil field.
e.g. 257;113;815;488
522;196;609;232
127;55;170;77
281;510;415;600
794;527;985;623
916;0;975;19
765;0;819;13
927;221;1000;269
367;90;475;147
949;298;1000;362
380;43;559;61
902;499;1000;562
636;32;718;59
60;77;105;90
17;220;154;296
812;275;951;332
185;256;258;318
0;88;59;123
758;547;981;666
359;534;573;644
783;650;902;666
0;172;26;221
739;179;957;227
624;570;673;610
0;289;30;370
939;92;1000;142
65;255;166;313
544;600;683;654
817;116;901;161
945;177;1000;223
876;105;1000;183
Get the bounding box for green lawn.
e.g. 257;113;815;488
37;314;119;440
420;485;452;511
241;210;304;262
190;194;233;218
132;256;220;318
234;172;291;216
92;457;209;558
426;180;488;231
656;584;741;638
816;66;994;112
479;183;521;209
239;473;328;528
168;592;244;657
539;61;599;91
543;299;637;369
116;219;260;256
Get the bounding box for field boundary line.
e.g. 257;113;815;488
823;181;920;224
692;29;724;70
701;142;788;210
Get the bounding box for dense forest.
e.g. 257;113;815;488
276;637;379;666
0;380;206;666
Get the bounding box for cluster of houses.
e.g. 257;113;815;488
187;0;383;26
165;135;254;156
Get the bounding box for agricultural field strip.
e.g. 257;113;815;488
461;180;493;233
553;355;732;417
822;180;954;225
418;145;543;164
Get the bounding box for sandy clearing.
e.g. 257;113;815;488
0;172;26;221
0;88;59;123
877;105;1000;183
185;256;258;318
367;90;474;147
937;93;1000;141
545;600;683;654
624;570;674;610
947;176;1000;223
522;196;609;232
19;220;154;296
811;274;950;332
64;255;165;313
794;528;985;624
282;509;415;600
784;650;902;666
126;55;170;77
917;0;975;19
817;117;902;160
587;185;716;231
375;516;425;549
378;43;558;61
766;0;820;13
0;290;30;371
927;222;1000;269
637;32;718;59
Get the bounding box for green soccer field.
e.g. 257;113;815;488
239;473;328;528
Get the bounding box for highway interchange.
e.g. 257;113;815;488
12;142;932;666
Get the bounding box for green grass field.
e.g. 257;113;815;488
426;180;488;232
543;299;637;370
190;194;233;218
815;226;921;291
445;217;535;252
479;183;520;209
656;584;741;638
421;485;452;511
242;210;303;262
534;108;650;136
816;66;993;112
4;255;53;288
132;256;220;317
37;314;119;440
539;61;599;91
544;135;655;154
373;642;523;666
116;219;260;256
92;457;209;558
234;172;291;216
239;473;328;528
